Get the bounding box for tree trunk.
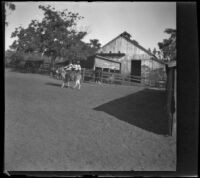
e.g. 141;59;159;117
51;56;56;69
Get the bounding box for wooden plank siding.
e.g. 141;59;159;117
94;56;121;71
94;32;166;85
98;36;148;59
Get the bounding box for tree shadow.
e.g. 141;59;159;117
9;68;28;73
9;67;46;74
45;82;72;88
45;82;61;87
94;88;169;135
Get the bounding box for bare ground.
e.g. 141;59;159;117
5;69;176;171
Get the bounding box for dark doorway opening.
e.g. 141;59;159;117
131;60;141;83
131;60;141;76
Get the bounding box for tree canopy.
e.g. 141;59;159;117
10;5;101;67
4;2;16;26
158;28;176;61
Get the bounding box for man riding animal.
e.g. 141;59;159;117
60;61;82;89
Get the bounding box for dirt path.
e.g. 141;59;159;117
5;69;176;171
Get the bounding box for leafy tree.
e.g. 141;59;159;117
158;28;176;61
89;39;101;49
153;48;157;55
10;5;93;67
157;50;162;59
4;2;16;26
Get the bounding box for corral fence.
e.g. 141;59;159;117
81;68;166;89
44;67;166;89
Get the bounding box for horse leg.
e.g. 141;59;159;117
73;80;78;88
78;80;81;89
73;81;77;89
61;81;65;88
67;81;70;88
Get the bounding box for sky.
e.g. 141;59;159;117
5;2;176;51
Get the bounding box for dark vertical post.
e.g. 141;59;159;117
166;67;174;136
82;68;85;83
100;68;103;83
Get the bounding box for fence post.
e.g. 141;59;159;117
82;68;85;82
122;75;124;85
100;69;103;83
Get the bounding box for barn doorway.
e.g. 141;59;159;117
131;60;141;83
131;60;141;76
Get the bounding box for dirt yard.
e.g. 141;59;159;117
5;69;176;171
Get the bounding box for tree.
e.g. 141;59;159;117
10;5;91;68
158;28;176;61
153;48;157;55
148;48;151;53
89;39;101;49
4;2;16;26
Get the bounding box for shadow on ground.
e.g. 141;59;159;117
45;82;61;87
9;67;37;73
45;82;70;88
94;88;169;135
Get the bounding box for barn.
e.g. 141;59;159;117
93;31;166;84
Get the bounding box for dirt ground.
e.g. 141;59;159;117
5;69;176;171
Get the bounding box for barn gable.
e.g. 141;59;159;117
94;31;165;79
98;31;164;65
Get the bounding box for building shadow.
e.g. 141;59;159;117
94;88;169;135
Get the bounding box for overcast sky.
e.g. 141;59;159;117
5;2;176;51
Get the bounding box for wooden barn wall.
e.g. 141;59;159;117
97;36;165;78
98;36;149;60
94;57;120;70
120;56;131;75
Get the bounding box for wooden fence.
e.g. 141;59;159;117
38;63;51;74
81;68;166;88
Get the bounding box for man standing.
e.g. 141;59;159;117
95;68;102;84
73;61;82;89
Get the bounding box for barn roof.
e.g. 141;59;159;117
95;55;121;64
96;52;125;58
100;32;165;65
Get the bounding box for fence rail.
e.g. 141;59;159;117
81;68;166;88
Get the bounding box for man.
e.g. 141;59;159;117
95;68;102;84
73;61;81;72
64;61;74;71
72;61;82;89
